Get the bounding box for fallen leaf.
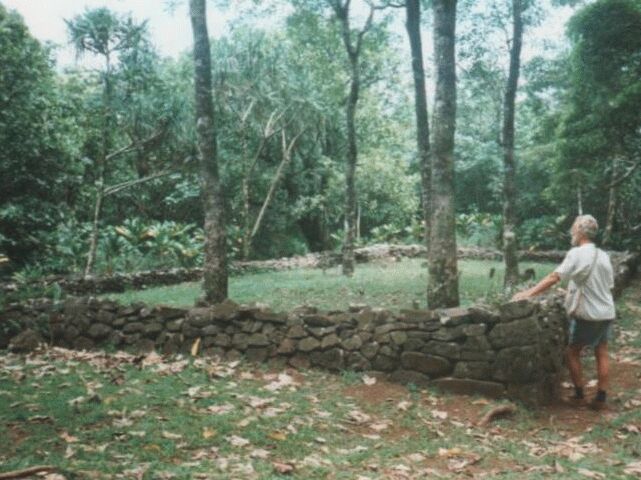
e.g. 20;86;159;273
268;431;287;441
60;431;79;443
362;374;377;386
191;337;201;357
162;431;183;440
576;468;606;479
272;461;295;474
202;427;217;439
431;410;448;420
250;448;271;459
228;435;250;447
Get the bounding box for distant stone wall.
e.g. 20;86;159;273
0;244;574;297
1;251;637;405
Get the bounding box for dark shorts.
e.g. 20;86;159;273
569;318;614;348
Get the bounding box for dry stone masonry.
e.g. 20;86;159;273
1;250;637;406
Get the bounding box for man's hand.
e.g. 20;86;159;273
512;290;531;302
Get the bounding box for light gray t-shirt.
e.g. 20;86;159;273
554;243;615;321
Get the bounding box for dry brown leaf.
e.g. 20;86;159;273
162;431;183;440
272;461;295;474
431;410;448;420
227;435;250;447
191;338;201;356
202;427;217;439
268;431;287;441
576;468;606;479
362;374;377;386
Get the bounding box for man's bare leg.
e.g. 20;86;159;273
566;344;585;396
594;342;609;402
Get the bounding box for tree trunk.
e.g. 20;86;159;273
604;156;619;246
428;0;459;308
342;59;359;277
502;0;524;289
84;186;103;278
190;0;228;303
249;131;302;245
405;0;431;248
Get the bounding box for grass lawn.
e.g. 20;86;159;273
1;278;640;479
102;259;556;311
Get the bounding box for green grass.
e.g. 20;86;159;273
102;259;556;310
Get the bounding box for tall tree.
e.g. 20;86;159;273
328;0;376;277
189;0;228;303
501;0;525;288
428;0;459;308
405;0;431;249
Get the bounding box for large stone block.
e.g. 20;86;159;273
123;322;144;334
302;314;334;327
310;348;344;371
298;336;321;352
499;300;535;321
432;326;465;342
277;338;297;355
88;323;113;340
431;377;505;398
423;341;461;360
400;352;452;376
321;333;340;349
399;309;439;323
247;333;270;347
360;342;380;359
371;353;398;372
345;352;370;371
143;322;164;338
246;347;269;362
96;310;116;325
493;346;541;383
188;308;214;327
211;299;240;321
341;335;363;351
488;317;541;349
232;333;249;349
438;307;474;326
453;361;491;380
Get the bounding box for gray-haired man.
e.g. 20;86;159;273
513;215;616;410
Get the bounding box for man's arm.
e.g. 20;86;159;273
512;272;561;301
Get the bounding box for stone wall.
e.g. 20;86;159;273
1;251;637;405
0;244;576;297
1;296;566;405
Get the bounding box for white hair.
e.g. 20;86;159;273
573;215;599;240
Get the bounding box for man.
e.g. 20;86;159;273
513;215;616;410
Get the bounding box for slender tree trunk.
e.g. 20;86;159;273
84;186;103;277
190;0;228;303
502;0;524;289
343;60;359;276
428;0;459;308
604;156;619;246
249;131;302;245
405;0;431;248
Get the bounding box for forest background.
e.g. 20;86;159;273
1;0;640;285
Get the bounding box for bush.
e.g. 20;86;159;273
518;215;568;250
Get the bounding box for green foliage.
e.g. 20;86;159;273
456;212;501;248
518;215;569;251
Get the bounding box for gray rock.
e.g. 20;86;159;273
371;353;398;372
123;322;144;334
390;331;408;346
211;299;241;321
460;350;495;361
288;355;311;369
188;308;214;327
88;323;113;340
9;329;44;353
246;347;269;362
453;361;491;380
143;323;164;338
166;319;184;332
247;333;270;347
287;325;307;339
431;377;506;398
432;326;465;342
493;346;541;383
375;323;410;336
213;334;232;347
202;325;220;336
253;309;286;324
345;352;370;370
155;306;185;321
499;300;535;321
302;314;334;327
488;317;541;349
321;333;340;349
341;335;363;350
277;338;297;355
73;336;95;351
96;310;115;325
462;323;487;336
63;325;80;342
423;341;461;359
232;333;249;349
308;326;338;338
401;352;452;376
241;320;263;334
310;348;344;371
360;342;380;359
123;333;141;345
298;337;321;352
181;324;201;339
112;317;127;328
438;307;474;326
399;309;438;323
